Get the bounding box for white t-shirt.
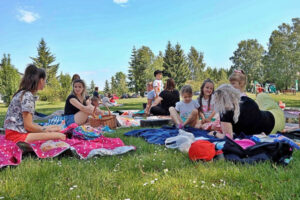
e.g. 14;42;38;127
147;90;155;103
153;80;164;96
175;100;200;118
200;98;214;118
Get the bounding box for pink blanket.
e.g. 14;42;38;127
0;135;135;168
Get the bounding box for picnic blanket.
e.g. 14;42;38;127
0;134;135;169
124;126;224;145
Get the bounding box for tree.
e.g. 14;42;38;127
30;38;59;80
0;54;21;105
229;39;265;85
188;46;206;81
128;46;138;92
110;76;117;94
115;72;128;96
145;51;163;82
264;18;300;90
128;46;154;96
163;42;190;88
104;80;110;93
58;72;72;100
90;80;95;94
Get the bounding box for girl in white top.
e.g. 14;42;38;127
195;79;216;129
169;85;199;128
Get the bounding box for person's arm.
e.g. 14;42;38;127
69;98;94;114
23;112;60;133
206;111;216;122
151;96;163;107
220;122;233;139
145;98;153;115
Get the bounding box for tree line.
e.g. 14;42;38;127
0;18;299;104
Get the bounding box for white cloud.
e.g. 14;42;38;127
17;9;40;23
113;0;128;5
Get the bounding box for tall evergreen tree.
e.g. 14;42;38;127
30;38;59;81
163;42;190;88
104;80;110;93
128;46;138;92
0;54;20;105
188;46;206;81
90;80;95;94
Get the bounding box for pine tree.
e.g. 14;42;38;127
163;42;190;88
0;54;21;105
115;72;128;96
30;38;59;81
111;76;117;94
90;80;95;94
128;46;138;92
188;46;206;81
104;80;110;93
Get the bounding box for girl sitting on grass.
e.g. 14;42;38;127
4;64;66;143
169;85;199;128
195;79;216;129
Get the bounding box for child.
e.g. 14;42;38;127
4;64;66;143
145;82;155;115
195;79;216;128
153;70;164;98
229;69;247;96
169;85;199;128
91;96;104;118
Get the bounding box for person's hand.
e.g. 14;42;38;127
205;118;212;123
208;131;225;139
45;125;61;132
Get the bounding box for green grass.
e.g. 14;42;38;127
0;95;300;199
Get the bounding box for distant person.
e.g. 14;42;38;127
153;70;164;98
64;79;102;126
71;74;80;83
93;87;99;98
4;64;66;143
145;82;155;115
169;85;199;128
150;78;180;115
229;69;247;96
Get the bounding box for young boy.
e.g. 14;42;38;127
153;70;164;98
145;82;155;115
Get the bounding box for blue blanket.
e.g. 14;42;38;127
124;126;224;145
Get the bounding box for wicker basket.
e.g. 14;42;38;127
89;105;117;129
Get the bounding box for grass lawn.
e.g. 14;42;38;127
0;95;300;199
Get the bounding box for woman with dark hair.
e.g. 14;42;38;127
71;74;80;82
211;84;285;139
4;64;66;143
150;78;180;115
64;79;103;126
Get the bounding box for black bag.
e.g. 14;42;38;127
222;137;293;165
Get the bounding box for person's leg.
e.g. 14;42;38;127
25;132;66;143
74;111;89;125
256;93;285;134
150;105;167;115
169;107;183;126
183;109;199;127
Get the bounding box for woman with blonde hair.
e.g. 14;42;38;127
212;84;285;139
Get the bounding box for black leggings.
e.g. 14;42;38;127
150;105;169;115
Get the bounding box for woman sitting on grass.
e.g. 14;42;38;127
64;79;103;126
211;84;285;139
150;78;180;116
4;64;66;143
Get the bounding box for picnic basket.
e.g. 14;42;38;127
89;105;117;129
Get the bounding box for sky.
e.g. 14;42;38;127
0;0;299;89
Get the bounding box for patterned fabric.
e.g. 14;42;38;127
4;91;36;133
